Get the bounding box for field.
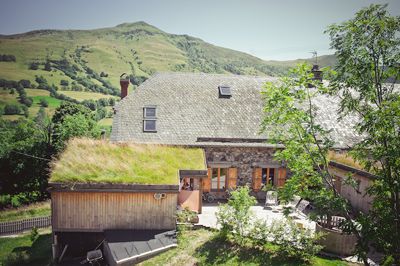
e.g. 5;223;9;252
59;90;118;101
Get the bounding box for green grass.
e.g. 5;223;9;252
50;138;206;184
31;96;62;108
0;201;50;222
0;20;329;97
0;231;52;266
139;228;349;266
98;117;113;126
25;89;50;97
59;90;118;101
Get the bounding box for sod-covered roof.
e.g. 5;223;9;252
50;138;206;185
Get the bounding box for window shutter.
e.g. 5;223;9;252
202;168;212;192
227;168;237;190
252;168;262;192
277;168;287;187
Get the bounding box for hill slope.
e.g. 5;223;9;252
0;21;335;91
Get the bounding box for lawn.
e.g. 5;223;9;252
139;228;349;266
0;201;51;222
0;230;52;266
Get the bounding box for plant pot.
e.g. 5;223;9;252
316;222;357;256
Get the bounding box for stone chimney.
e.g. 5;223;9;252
120;74;130;99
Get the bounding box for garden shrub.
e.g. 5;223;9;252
177;207;198;223
216;186;256;245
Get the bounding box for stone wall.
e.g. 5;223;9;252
204;146;281;186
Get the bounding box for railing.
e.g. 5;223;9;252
318;215;346;228
0;216;51;236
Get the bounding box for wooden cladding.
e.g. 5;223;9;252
202;168;212;193
51;191;177;232
227;168;237;189
277;168;286;187
252;168;262;192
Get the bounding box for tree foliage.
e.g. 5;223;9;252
326;4;400;264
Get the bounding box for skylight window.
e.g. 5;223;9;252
218;86;232;98
143;106;157;132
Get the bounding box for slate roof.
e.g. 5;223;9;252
111;72;361;149
104;230;177;264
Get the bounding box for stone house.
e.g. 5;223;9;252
111;72;360;199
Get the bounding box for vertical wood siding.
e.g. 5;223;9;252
329;167;373;213
52;192;177;231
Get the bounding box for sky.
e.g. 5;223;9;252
0;0;399;61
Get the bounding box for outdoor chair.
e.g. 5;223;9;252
264;191;278;209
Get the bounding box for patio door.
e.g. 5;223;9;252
203;167;237;192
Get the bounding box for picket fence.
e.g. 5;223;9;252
0;216;51;235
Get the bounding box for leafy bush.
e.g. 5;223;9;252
216;186;256;245
60;79;69;86
268;220;323;262
20;97;33;107
0;194;11;209
39;98;48;107
4;104;21;115
29;62;39;70
177;208;198;223
0;54;16;62
30;227;39;243
18;79;31;88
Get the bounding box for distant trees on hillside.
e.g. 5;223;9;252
0;54;16;62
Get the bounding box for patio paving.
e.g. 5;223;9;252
197;202;316;231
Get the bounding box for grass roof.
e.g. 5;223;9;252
50;138;206;185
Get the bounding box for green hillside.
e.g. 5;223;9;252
0;21;335;121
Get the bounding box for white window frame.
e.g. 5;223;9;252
143;106;157;132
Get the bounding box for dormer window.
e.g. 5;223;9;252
143;106;157;132
218;86;232;98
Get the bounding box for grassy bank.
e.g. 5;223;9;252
0;201;50;222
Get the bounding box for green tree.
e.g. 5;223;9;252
3;104;21;115
261;64;369;264
326;4;400;264
52;102;99;151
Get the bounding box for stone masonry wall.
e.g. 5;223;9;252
204;146;279;186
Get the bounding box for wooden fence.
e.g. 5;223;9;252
0;216;51;235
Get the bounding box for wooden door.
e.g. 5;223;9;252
202;168;211;192
252;168;262;192
227;168;238;190
277;168;287;187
